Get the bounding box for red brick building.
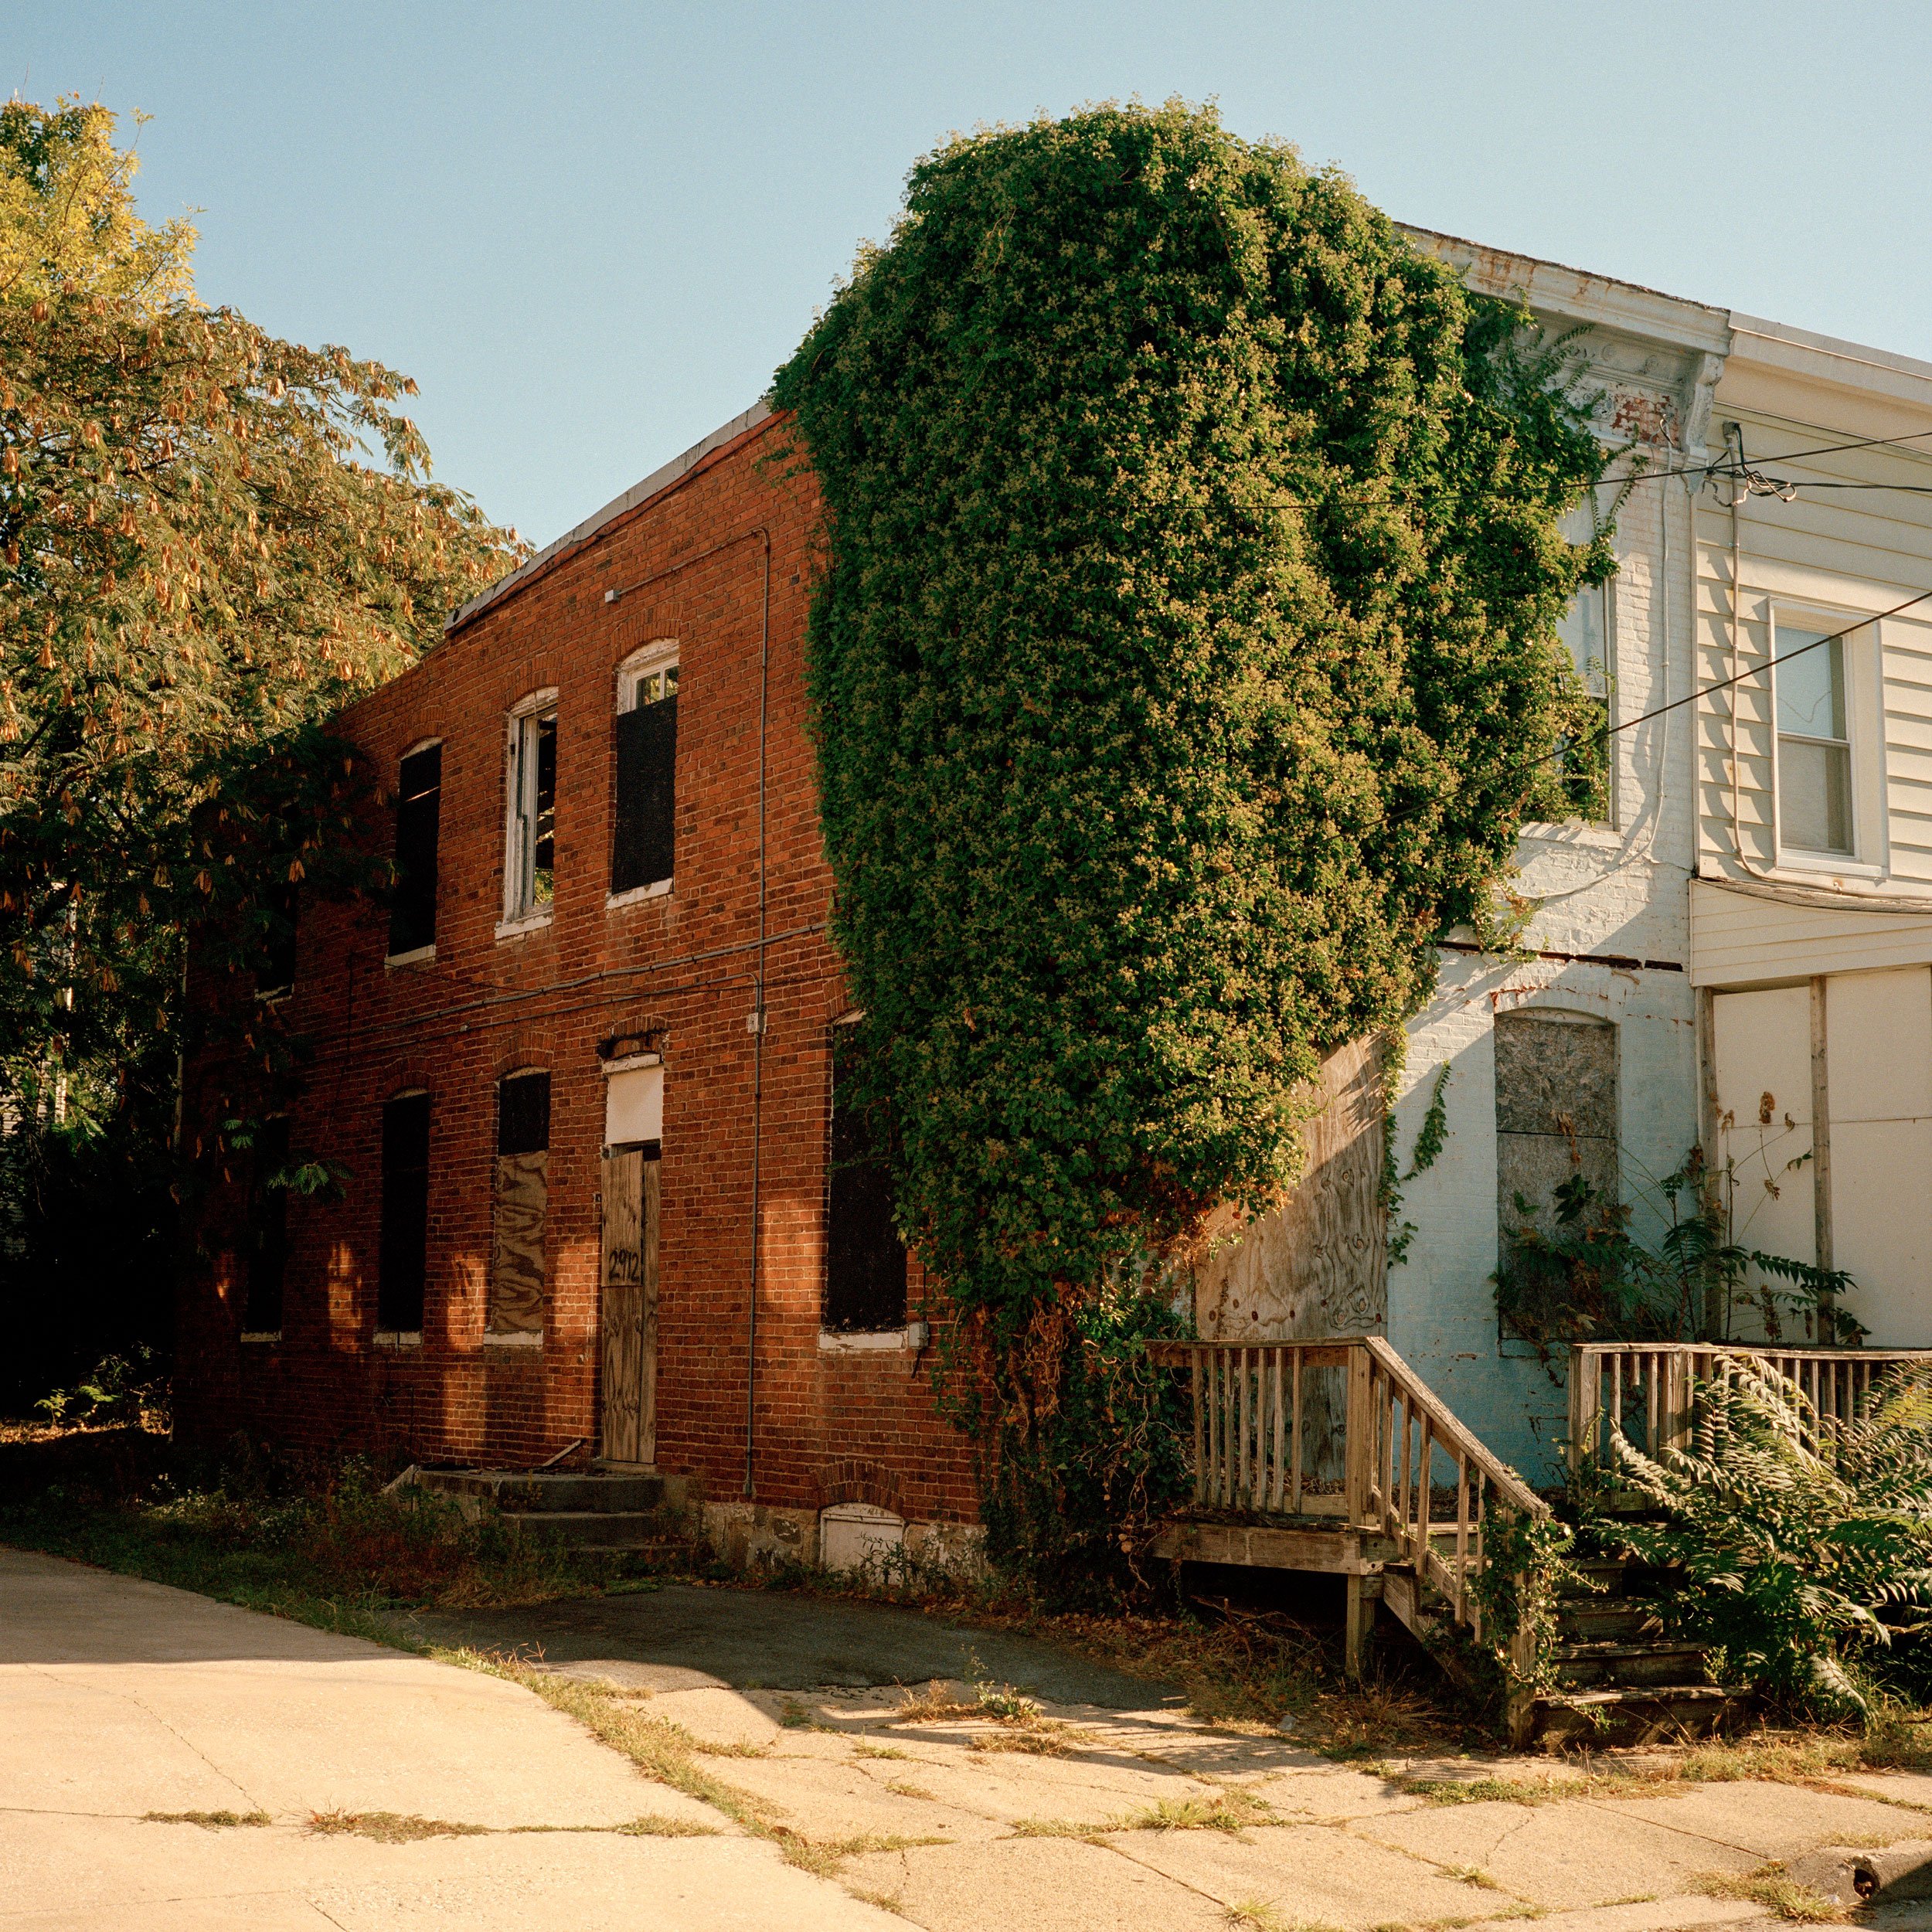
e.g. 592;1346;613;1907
177;403;980;1564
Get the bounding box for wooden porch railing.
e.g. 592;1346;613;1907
1567;1342;1932;1468
1148;1336;1549;1699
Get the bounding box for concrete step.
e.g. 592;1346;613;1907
500;1509;675;1550
414;1468;666;1514
1550;1639;1713;1689
1531;1682;1742;1747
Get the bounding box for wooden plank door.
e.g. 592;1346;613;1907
599;1150;658;1464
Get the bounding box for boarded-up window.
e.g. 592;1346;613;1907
243;1115;290;1335
388;743;442;957
377;1091;430;1335
489;1070;550;1335
1495;1012;1618;1270
824;1026;906;1333
612;659;676;893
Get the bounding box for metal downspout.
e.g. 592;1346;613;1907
745;529;771;1500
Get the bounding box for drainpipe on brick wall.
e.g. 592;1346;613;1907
745;529;771;1500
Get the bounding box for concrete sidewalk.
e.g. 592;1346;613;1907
9;1544;1932;1930
0;1546;888;1930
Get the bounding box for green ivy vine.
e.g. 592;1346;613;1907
773;101;1609;1577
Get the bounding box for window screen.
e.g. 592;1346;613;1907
612;668;676;893
823;1026;906;1333
243;1115;291;1335
389;743;441;956
377;1091;431;1334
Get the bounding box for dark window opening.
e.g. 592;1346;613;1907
490;1070;551;1336
378;1090;431;1335
612;669;676;894
388;743;442;956
532;713;557;893
243;1115;291;1335
498;1069;552;1157
257;883;299;996
824;1026;906;1333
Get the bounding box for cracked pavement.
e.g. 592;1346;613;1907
8;1546;1932;1930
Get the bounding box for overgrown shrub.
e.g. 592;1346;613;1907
1497;1151;1862;1349
935;1274;1192;1607
1603;1357;1932;1721
774;100;1610;1577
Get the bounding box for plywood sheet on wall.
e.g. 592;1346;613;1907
600;1150;658;1464
488;1151;548;1335
1193;1036;1386;1342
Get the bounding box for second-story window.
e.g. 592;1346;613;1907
611;645;678;898
504;692;559;924
1776;625;1852;855
388;741;442;958
1555;503;1614;825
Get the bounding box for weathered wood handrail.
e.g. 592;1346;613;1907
1148;1335;1548;1688
1567;1342;1932;1468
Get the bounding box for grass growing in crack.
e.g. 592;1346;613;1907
884;1779;939;1801
309;1810;489;1843
784;1832;953;1879
1015;1788;1273;1841
1697;1862;1846;1923
1442;1863;1501;1889
889;1673;1082;1757
1224;1904;1338;1932
141;1809;273;1829
853;1743;909;1760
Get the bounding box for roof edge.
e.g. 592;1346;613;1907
446;398;774;634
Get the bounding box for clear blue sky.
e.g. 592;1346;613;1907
14;2;1932;547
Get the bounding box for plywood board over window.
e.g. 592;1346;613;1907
489;1071;549;1337
1494;1012;1618;1257
1192;1035;1388;1342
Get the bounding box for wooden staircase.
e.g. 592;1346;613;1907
1147;1337;1751;1746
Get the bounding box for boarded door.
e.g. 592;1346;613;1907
599;1150;658;1464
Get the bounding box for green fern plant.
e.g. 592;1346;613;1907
1604;1357;1932;1721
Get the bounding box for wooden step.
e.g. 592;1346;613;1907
1550;1639;1713;1689
1556;1596;1666;1643
1531;1682;1743;1747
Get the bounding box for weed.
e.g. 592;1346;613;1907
783;1832;952;1879
884;1780;939;1801
1223;1903;1300;1932
780;1699;811;1729
1697;1862;1847;1922
1122;1790;1272;1833
853;1743;909;1760
1443;1864;1501;1889
141;1809;272;1829
308;1811;488;1843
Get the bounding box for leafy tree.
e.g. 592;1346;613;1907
0;100;516;1403
774;101;1608;1579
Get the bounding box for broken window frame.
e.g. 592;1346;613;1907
610;641;679;904
501;689;560;932
1552;504;1617;829
387;738;443;962
821;1015;909;1337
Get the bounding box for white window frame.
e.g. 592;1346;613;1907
607;642;680;908
1770;603;1885;879
499;689;559;937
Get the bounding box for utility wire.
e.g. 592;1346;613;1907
1485;583;1932;805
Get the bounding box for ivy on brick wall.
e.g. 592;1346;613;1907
774;102;1607;1583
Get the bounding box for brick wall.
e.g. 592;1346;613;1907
177;414;979;1528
